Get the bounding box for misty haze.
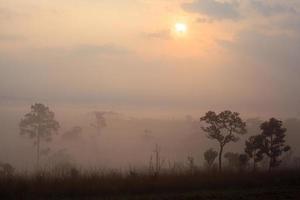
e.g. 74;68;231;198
1;0;300;199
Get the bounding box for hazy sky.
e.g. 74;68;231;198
1;0;300;118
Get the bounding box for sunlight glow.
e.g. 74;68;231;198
175;23;187;33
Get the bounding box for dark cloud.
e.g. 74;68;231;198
182;0;240;20
249;0;297;16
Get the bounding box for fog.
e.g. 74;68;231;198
1;0;300;172
1;101;299;172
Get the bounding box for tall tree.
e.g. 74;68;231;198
19;103;60;168
259;118;291;171
245;135;264;171
204;148;218;169
200;111;247;171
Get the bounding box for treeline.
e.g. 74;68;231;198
200;111;291;172
0;103;297;175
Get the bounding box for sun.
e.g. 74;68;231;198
175;22;187;34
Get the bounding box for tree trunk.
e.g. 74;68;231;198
268;135;273;172
218;144;224;172
268;158;272;172
253;151;256;172
36;128;40;170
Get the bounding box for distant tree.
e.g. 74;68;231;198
91;111;107;134
204;148;218;169
238;154;250;171
224;152;240;169
0;162;14;176
259;118;291;171
187;156;196;172
200;111;247;171
19;103;60;168
245;135;264;171
224;152;249;171
149;144;165;177
62;126;82;141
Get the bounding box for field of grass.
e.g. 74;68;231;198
0;169;299;199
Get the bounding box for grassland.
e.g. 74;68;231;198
0;169;300;199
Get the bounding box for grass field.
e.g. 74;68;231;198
0;169;300;199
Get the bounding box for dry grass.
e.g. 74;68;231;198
0;168;299;199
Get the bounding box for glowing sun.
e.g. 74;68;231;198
175;22;187;33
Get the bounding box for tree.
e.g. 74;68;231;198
200;111;247;172
204;148;218;169
19;103;60;168
224;152;249;171
0;162;14;176
238;154;250;171
245;135;264;171
224;152;240;170
91;111;107;134
259;118;291;171
62;126;82;141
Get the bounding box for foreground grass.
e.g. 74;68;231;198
0;169;300;199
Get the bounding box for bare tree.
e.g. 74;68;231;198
19;103;60;168
149;144;165;177
200;111;247;172
204;148;218;169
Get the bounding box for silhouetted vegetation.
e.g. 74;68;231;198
0;104;299;199
245;135;264;171
204;148;218;169
0;168;299;199
200;111;247;171
19;103;60;168
244;118;291;172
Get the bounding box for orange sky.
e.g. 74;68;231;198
1;0;300;118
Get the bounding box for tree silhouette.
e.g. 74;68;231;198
204;148;218;169
0;162;14;176
224;152;249;171
200;111;247;172
245;135;264;171
19;103;60;168
224;152;240;170
259;118;291;172
238;154;250;171
62;126;82;141
91;111;107;134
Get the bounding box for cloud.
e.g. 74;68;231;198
70;44;131;56
0;7;13;20
143;30;171;40
249;0;297;16
219;31;300;71
196;17;214;23
0;34;26;41
182;0;241;20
